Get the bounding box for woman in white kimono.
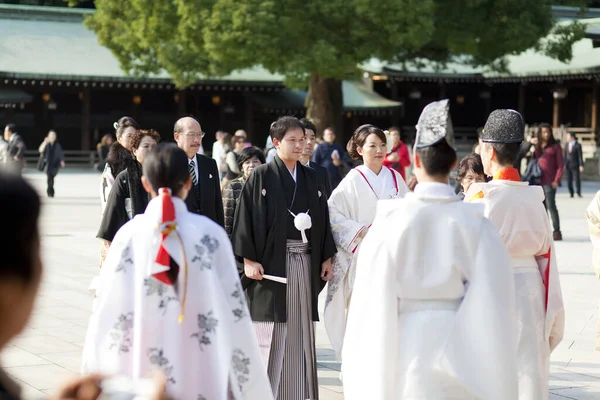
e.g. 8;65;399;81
324;124;408;359
586;190;600;350
83;144;273;400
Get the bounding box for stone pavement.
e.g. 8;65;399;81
2;169;600;399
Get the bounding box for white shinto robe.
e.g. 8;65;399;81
82;196;273;400
342;182;518;400
469;178;565;400
325;165;408;358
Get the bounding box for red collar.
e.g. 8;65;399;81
493;168;521;182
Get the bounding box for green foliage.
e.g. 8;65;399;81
75;0;588;88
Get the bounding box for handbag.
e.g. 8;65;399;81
36;154;46;172
523;157;542;185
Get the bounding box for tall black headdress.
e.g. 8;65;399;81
481;109;524;143
414;99;455;149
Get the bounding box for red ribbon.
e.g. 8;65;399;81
153;188;177;285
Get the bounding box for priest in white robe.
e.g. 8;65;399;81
82;144;273;400
325;124;408;359
467;109;564;400
342;100;518;400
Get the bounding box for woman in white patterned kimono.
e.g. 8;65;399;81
324;125;408;359
82;144;273;400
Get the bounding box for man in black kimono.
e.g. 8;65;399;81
232;116;336;400
299;118;333;199
174;117;224;226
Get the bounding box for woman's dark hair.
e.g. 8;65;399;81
107;142;134;177
115;116;141;139
347;124;387;161
237;146;266;171
270;116;305;142
299;118;317;134
0;172;41;284
535;123;557;152
415;139;457;177
143;143;190;195
5;123;16;133
457;153;485;181
130;129;161;150
99;133;114;149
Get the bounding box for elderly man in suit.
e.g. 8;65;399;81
174;117;224;226
299;118;333;199
564;131;584;198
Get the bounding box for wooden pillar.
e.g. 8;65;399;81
177;89;187;117
244;94;254;141
518;84;526;118
81;87;91;150
553;97;560;128
592;84;598;132
391;82;400;127
439;83;447;100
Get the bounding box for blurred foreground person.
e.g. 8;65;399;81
342;100;518;400
0;171;170;400
82;145;272;400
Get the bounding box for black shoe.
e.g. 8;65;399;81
578;193;582;198
570;194;574;198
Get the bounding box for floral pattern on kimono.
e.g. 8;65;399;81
191;311;219;350
231;348;251;392
144;278;178;314
147;348;176;384
192;235;220;270
231;283;247;322
108;313;134;354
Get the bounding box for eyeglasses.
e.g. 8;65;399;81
178;132;205;140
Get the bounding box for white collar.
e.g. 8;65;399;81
145;195;189;222
414;182;456;198
287;165;297;182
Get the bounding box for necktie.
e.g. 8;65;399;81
189;160;197;185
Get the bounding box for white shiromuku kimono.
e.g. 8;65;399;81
325;165;408;358
100;162;115;215
342;182;518;400
585;190;600;350
82;193;273;400
469;173;565;400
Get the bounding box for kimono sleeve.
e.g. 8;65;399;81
341;211;400;399
231;171;259;263
81;225;136;375
440;218;518;400
327;177;368;253
212;229;274;400
586;190;600;279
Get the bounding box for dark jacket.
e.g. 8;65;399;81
222;176;246;237
184;154;225;227
564;140;584;168
307;161;333;199
42;141;64;174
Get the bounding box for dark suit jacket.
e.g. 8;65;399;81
6;133;25;170
564;141;584;168
308;161;333;199
184;154;225;227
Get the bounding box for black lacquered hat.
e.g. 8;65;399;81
482;109;524;143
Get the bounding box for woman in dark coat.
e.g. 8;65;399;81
97;129;160;265
38;130;64;198
222;146;265;237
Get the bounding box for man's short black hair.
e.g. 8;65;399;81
5;123;16;133
299;118;317;134
143;143;190;195
415;139;457;177
485;142;521;166
270;116;305;142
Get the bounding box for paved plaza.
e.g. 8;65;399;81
2;169;600;399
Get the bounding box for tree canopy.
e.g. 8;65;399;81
71;0;589;132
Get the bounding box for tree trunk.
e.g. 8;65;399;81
305;73;343;139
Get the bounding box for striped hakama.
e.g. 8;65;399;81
254;240;318;400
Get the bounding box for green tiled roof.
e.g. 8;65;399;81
252;81;401;111
0;4;282;83
363;18;600;81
